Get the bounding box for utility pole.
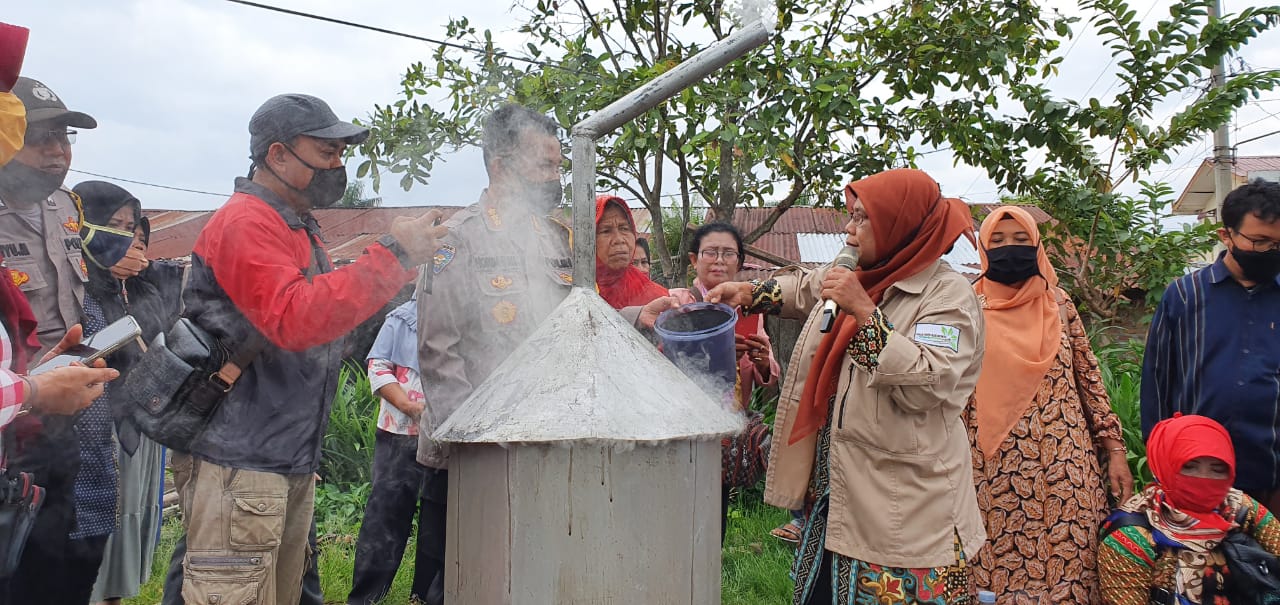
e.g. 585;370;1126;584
1210;0;1235;222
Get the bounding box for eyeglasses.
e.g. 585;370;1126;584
698;248;740;262
632;258;651;268
1231;230;1280;253
25;129;76;148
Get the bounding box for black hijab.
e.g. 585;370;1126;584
70;181;181;370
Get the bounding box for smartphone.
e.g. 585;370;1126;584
28;315;143;375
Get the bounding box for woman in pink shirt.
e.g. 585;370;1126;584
674;222;779;408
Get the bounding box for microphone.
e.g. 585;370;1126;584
819;245;860;333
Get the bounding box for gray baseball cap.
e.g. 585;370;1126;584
248;93;369;159
12;77;97;128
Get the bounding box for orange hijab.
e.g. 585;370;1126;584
972;206;1061;457
790;168;976;444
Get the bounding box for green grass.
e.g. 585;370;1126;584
126;499;797;604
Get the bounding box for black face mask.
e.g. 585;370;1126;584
520;177;562;213
277;145;347;208
1231;245;1280;284
0;160;66;204
983;244;1040;285
80;222;135;270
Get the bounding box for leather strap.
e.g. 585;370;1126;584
211;331;268;392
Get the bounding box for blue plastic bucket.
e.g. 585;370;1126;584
654;302;739;401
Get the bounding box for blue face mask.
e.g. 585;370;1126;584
80;222;135;270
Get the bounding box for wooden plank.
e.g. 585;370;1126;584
509;445;573;602
448;445;512;605
602;442;698;604
508;443;704;603
691;440;723;604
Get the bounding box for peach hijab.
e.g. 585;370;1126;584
972;206;1061;457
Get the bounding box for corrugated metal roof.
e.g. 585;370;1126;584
796;233;846;263
748;233;799;265
941;235;982;275
1235;156;1280;176
142;206;462;262
969;204;1053;224
726;207;848;235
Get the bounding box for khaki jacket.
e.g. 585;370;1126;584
763;260;987;568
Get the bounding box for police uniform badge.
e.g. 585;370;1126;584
490;275;513;290
432;244;456;274
492;300;517;325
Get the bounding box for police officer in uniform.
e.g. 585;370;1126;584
0;77;95;358
414;104;673;604
0;76;115;605
413;104;569;604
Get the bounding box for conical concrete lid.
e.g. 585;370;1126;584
433;288;745;444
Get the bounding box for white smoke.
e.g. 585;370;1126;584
726;0;779;34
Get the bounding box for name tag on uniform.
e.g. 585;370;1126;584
913;323;960;352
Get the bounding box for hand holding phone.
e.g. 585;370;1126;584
27;365;120;415
30;316;142;375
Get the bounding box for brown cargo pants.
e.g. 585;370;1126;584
173;453;315;605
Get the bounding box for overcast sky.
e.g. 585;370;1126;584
7;0;1280;213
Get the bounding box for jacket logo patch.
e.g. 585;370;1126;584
63;217;80;234
9;268;29;288
912;323;960;352
492;300;517;325
558;271;573;284
490;275;513;290
432;244;456;274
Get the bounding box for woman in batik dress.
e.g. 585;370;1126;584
965;206;1134;605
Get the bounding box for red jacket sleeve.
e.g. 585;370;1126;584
200;207;417;351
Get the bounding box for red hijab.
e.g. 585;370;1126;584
790;169;976;444
595;195;667;309
1144;413;1237;540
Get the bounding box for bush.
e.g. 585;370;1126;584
315;481;372;539
320;361;379;489
1094;336;1154;488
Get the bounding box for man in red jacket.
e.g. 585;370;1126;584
174;94;445;605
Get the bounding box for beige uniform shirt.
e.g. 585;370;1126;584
0;187;87;356
763;259;987;568
415;197;574;467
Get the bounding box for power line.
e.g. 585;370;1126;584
221;0;583;75
68;169;228;198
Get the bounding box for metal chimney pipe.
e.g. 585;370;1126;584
570;20;771;289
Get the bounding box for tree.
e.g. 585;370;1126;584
355;0;1064;283
337;179;383;208
906;0;1280;323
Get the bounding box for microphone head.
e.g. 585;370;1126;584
832;245;859;270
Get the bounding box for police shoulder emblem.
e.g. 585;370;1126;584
432;244;456;274
491;300;517;325
9;268;29;287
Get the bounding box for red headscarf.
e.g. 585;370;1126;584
595;195;668;309
790;169;975;444
1143;413;1237;539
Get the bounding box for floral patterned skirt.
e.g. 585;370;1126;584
792;398;972;605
